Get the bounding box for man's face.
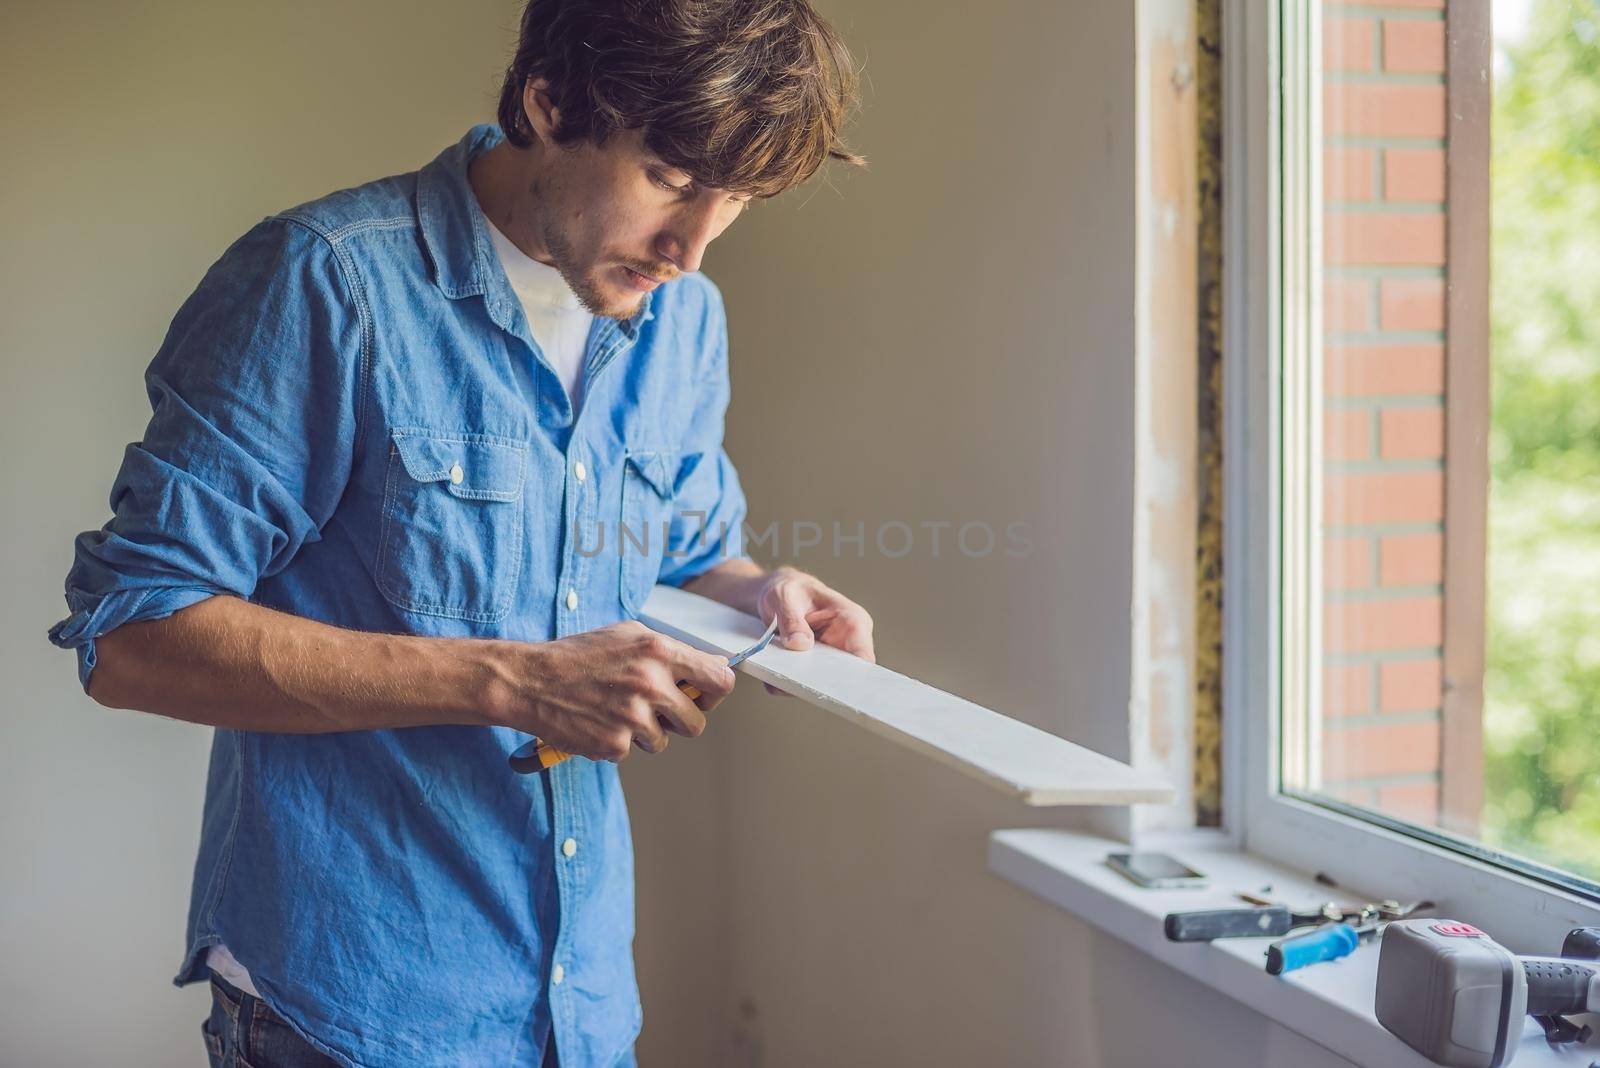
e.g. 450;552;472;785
531;127;752;320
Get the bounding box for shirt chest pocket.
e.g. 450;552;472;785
619;449;693;616
377;429;528;622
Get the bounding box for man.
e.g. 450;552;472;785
47;1;872;1064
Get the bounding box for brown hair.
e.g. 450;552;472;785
496;0;864;198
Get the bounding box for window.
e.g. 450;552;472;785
1227;0;1600;946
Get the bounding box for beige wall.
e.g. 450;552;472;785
634;0;1144;1059
1;2;1353;1066
627;0;1139;1061
630;0;1352;1064
0;3;520;1064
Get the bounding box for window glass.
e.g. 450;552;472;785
1297;0;1600;882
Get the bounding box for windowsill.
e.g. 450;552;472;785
988;827;1597;1068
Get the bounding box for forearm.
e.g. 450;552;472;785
87;594;510;733
681;557;769;616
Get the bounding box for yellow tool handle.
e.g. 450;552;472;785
521;681;700;771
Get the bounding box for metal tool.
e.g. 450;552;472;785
1375;919;1600;1067
1165;905;1322;942
1262;899;1432;975
1165;897;1430;944
508;617;780;774
697;616;781;679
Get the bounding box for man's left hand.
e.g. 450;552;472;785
683;561;876;695
757;565;875;667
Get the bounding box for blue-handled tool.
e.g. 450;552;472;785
1266;922;1377;976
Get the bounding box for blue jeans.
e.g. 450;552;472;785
202;968;562;1067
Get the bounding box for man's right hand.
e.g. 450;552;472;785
490;621;737;762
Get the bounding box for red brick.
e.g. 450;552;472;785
1380;406;1444;459
1326;277;1373;332
1326;147;1375;202
1326;470;1444;525
1384;19;1446;73
1380;277;1445;331
1326;17;1375;71
1325;84;1446;138
1327;213;1445;266
1377;780;1441;823
1380;532;1444;586
1325;597;1442;652
1326;409;1374;461
1322;719;1441;778
1385;148;1446;202
1381;658;1443;711
1325;344;1445;396
1324;662;1375;717
1326;535;1375;589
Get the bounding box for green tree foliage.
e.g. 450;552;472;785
1481;0;1600;876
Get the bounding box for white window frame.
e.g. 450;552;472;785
1222;0;1600;954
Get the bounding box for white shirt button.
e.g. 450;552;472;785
449;463;464;485
565;589;578;611
574;461;587;482
551;963;565;986
562;838;577;858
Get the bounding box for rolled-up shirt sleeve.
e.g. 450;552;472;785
48;216;363;689
657;281;750;588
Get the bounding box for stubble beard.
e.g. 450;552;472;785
541;218;644;322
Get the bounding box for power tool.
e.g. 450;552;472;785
1374;918;1600;1067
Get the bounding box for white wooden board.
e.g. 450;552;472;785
639;585;1175;807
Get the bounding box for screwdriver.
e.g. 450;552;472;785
1266;922;1378;976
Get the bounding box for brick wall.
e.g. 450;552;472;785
1319;0;1462;826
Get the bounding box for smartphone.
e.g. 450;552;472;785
1105;851;1208;889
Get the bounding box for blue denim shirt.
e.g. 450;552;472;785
48;124;748;1068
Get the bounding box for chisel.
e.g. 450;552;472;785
508;617;780;774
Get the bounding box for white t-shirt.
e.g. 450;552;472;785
483;216;594;411
205;940;260;995
203;216;594;1002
